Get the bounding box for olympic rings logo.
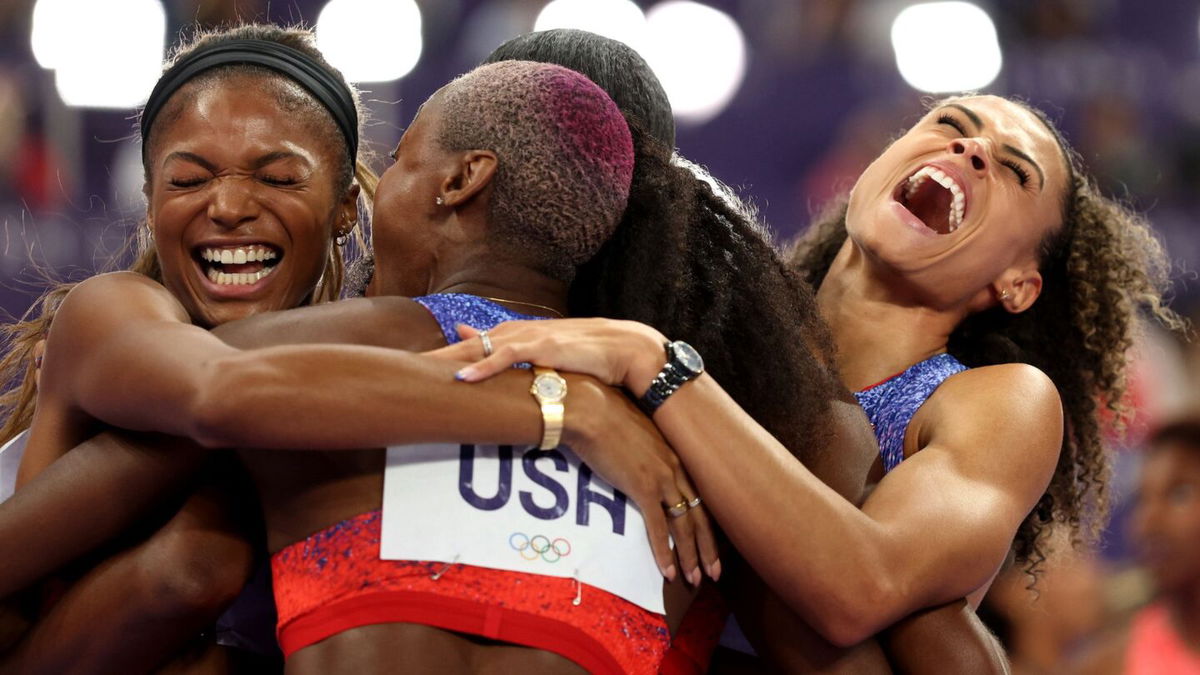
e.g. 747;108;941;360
508;532;572;563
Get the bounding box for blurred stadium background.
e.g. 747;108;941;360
1;1;1199;669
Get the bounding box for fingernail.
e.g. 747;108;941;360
456;367;476;381
663;564;675;581
454;370;467;381
708;560;721;581
690;568;702;586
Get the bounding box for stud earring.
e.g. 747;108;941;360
999;289;1011;302
335;231;349;247
435;196;445;206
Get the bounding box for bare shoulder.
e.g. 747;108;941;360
939;362;1059;408
929;363;1062;432
56;271;187;327
916;363;1063;477
68;270;170;296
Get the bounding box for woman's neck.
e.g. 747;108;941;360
429;252;569;319
816;241;966;391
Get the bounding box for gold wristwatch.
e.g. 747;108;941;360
530;367;567;450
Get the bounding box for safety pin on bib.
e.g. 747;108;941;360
431;554;461;581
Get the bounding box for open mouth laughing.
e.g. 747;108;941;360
194;244;282;287
894;164;968;235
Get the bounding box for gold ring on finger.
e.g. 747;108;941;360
666;500;689;518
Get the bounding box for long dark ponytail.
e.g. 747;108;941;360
569;121;842;459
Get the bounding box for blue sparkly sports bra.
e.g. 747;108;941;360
413;293;547;343
853;353;968;473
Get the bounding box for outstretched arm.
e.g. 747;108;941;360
18;283;716;584
29;274;542;457
435;318;1063;646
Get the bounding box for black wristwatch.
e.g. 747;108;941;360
637;340;704;416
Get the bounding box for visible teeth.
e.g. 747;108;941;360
905;166;966;232
205;263;276;286
199;245;280;264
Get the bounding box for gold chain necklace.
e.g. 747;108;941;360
480;296;565;318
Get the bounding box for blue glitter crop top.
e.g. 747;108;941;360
413;293;547;345
853;353;968;473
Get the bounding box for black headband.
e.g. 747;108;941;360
140;38;359;163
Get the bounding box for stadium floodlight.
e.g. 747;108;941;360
891;1;1002;93
644;1;747;125
534;0;650;54
317;0;423;83
34;0;166;108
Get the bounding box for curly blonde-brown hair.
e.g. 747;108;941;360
789;99;1187;575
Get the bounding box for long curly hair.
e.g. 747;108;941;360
571;120;841;461
789;98;1187;574
0;23;376;446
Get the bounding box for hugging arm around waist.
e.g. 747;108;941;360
0;431;206;598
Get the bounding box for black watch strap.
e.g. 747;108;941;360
637;341;703;416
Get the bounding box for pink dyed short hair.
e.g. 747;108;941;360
438;60;634;280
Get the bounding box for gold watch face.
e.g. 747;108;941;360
533;373;567;402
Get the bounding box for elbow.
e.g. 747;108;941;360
808;575;903;647
819;615;879;649
135;524;255;622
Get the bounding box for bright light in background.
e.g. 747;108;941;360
891;2;1002;93
644;1;747;125
32;0;165;108
30;0;69;69
317;0;423;82
534;0;649;54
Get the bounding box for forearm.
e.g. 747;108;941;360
649;376;911;644
0;432;204;598
882;602;1009;674
4;466;254;674
722;554;892;672
194;345;547;450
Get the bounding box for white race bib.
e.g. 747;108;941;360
381;442;664;614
